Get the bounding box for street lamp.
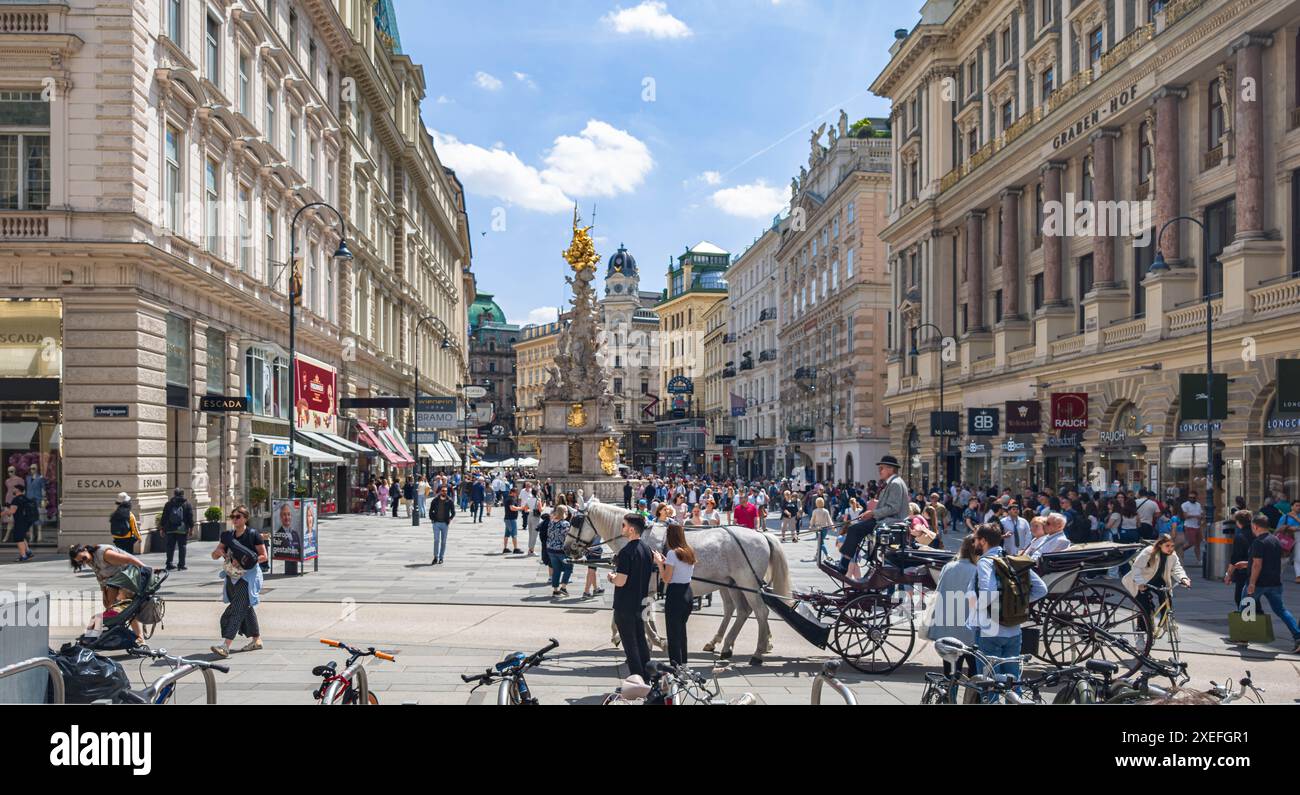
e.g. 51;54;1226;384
409;314;451;526
287;202;351;508
909;323;951;492
1149;215;1218;580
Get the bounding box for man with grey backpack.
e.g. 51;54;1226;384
161;488;194;571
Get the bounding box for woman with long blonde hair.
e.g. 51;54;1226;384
653;522;697;666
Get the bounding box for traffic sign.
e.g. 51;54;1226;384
271;443;290;457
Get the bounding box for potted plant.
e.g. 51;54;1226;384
201;505;224;542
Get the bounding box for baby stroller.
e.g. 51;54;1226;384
78;565;168;651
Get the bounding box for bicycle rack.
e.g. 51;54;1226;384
811;662;857;705
144;663;220;704
321;659;371;705
0;657;64;705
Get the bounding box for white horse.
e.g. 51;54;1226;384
571;501;791;665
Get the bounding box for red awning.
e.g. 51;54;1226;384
357;421;406;467
379;428;416;465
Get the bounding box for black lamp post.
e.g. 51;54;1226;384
909;323;951;491
1149;215;1216;580
410;314;450;526
287;202;351;510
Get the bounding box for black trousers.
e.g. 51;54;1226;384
664;583;693;666
112;537;135;553
839;517;877;562
614;609;652;680
164;533;187;567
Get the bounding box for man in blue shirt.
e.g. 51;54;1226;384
965;523;1048;683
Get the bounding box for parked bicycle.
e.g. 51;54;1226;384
115;647;229;704
461;639;558;705
924;637;1116;704
312;639;396;705
603;661;756;705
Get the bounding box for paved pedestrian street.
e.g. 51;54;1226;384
7;510;1297;705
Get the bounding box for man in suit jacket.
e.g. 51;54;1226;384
833;455;909;572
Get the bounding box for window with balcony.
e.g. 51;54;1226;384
163;125;181;231
1203;197;1235;297
205;14;221;87
167;0;183;46
1088;27;1103;69
1148;0;1168;21
1001;100;1014;133
967;126;979;157
204;158;220;255
1076;254;1094;332
1208;78;1225;147
1041;66;1055;104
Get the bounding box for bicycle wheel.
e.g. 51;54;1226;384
341;686;379;705
1052;678;1097;704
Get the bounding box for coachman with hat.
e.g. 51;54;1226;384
833;454;910;572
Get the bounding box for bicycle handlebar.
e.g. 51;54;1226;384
460;639;560;685
318;639;397;662
128;646;230;674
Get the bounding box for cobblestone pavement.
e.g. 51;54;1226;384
4;509;1298;704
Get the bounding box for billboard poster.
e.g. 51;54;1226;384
295;355;337;433
271;498;319;563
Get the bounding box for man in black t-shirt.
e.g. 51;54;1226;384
3;482;37;562
608;512;654;680
1245;514;1300;652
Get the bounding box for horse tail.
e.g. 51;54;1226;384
764;533;791;597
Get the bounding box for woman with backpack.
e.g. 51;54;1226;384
108;492;139;553
209;505;266;658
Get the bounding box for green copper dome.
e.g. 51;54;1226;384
469;293;508;327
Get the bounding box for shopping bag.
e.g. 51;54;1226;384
1228;602;1274;644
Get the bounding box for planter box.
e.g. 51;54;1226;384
200;521;224;542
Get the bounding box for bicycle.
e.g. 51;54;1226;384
926;637;1116;705
312;639;396;705
114;647;229;704
461;638;557;705
602;661;756;705
1142;583;1186;662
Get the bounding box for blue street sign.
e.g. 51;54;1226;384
271;443;290;457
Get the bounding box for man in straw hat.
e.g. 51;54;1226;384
832;454;910;573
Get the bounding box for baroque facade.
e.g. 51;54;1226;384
0;0;472;550
875;0;1300;529
726;223;784;479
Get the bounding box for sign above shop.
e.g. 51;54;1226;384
1179;374;1228;421
930;411;960;437
1003;439;1026;452
199;395;248;413
1051;393;1089;430
1266;415;1300;436
714;435;736;445
1177;420;1221;437
666;376;694;395
416;396;458;429
968;408;999;437
340;397;410;410
93;405;128;418
1044;433;1081;449
1277;359;1300;415
1049;84;1139;151
965;442;990;454
271;443;289;457
1005;401;1041;434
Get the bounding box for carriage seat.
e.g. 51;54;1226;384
1035;542;1145;574
893;547;955;569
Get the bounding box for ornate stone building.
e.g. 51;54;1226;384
778;113;894;486
875;0;1300;525
467;293;519;460
726;223;784;478
701;298;732;477
598;245;661;472
0;0;471;550
514;318;565;459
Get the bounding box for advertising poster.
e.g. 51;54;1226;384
295;355;337;433
271;498;318;563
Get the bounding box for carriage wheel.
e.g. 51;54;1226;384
832;593;915;675
1040;583;1151;677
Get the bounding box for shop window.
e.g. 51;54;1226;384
0;91;51;210
1203;197;1235;298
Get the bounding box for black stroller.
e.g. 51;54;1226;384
78;565;168;651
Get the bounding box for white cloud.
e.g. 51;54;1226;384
701;170;722;185
540;120;654;197
431;132;572;213
432;121;654;213
710;180;787;219
513;71;537;89
603;1;693;39
474;71;503;91
436;95;453;104
526;306;560;326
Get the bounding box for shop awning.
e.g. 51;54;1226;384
439;441;462;467
355;421;406;467
380;428;416;464
251;435;344;464
419;443;450;466
298;430;371;456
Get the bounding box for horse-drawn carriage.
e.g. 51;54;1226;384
783;523;1152;676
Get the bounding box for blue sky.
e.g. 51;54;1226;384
398;0;913;326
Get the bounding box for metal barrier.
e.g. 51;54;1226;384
143;663;220;704
321;659;372;705
0;657;64;704
811;661;857;705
